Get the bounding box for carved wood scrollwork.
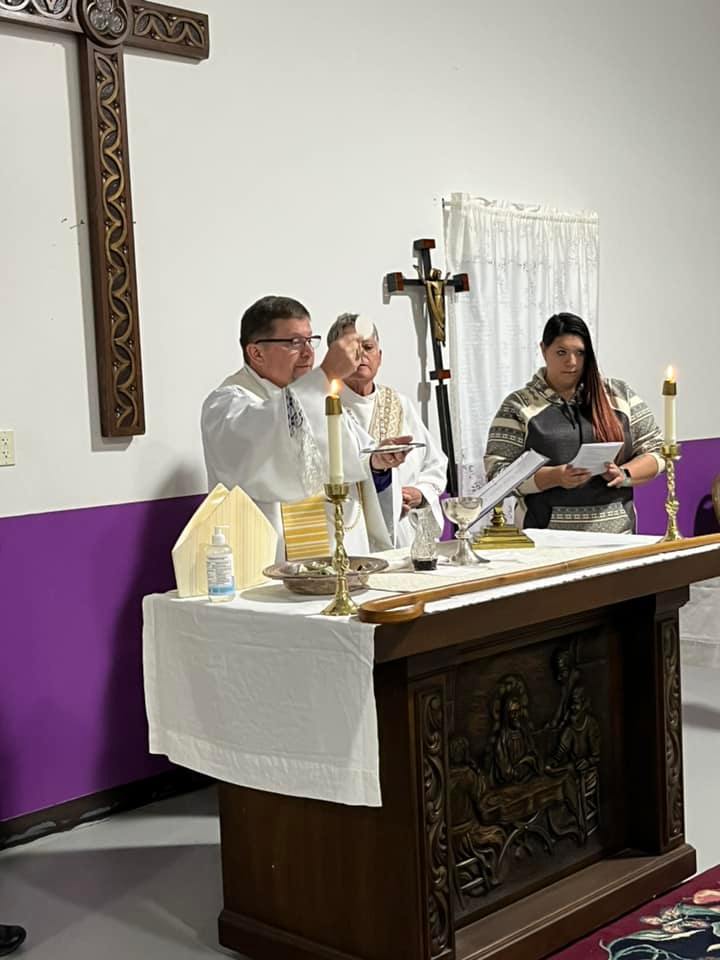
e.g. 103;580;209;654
0;0;76;22
661;619;684;842
130;1;208;58
418;688;453;960
78;0;129;45
81;40;145;435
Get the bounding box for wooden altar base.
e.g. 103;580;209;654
217;548;720;960
219;845;696;960
454;844;696;960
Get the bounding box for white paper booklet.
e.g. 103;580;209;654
470;449;549;523
569;442;623;476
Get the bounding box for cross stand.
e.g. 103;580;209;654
385;238;468;497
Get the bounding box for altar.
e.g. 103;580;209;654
143;532;720;960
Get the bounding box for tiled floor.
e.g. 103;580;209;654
0;788;232;959
1;663;718;959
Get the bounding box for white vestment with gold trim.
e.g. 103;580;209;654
341;383;447;548
201;366;392;561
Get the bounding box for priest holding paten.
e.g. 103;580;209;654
327;313;447;547
201;296;410;561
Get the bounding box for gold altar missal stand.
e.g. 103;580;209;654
473;503;534;549
217;535;720;960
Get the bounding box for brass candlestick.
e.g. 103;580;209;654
472;503;534;549
661;442;682;541
321;482;358;616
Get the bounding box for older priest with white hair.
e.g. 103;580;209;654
201;296;410;562
327;313;447;548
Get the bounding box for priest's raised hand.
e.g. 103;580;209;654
320;331;363;382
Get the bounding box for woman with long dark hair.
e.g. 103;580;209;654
484;313;664;533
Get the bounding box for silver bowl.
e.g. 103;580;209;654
262;556;389;595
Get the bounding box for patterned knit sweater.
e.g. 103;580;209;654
484;369;664;533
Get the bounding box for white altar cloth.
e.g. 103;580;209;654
143;592;380;806
143;531;720;808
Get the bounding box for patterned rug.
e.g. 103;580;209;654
549;864;720;959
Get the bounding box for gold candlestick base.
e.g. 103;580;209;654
321;482;358;616
661;442;682;542
472;504;534;550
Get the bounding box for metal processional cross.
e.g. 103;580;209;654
0;0;210;437
385;238;469;497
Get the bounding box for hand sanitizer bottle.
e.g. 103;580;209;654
206;526;235;602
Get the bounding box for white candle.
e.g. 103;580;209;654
326;379;344;484
662;366;677;445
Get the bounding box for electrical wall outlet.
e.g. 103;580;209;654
0;430;15;466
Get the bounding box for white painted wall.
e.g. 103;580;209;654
2;0;719;518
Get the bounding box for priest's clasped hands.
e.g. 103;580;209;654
320;329;412;474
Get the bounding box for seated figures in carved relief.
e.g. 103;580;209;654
545;685;601;840
488;677;541;787
448;736;506;898
479;674;584;835
451;667;604;893
546;686;600;774
548;646;581;731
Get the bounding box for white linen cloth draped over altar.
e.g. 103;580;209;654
143;532;720;808
443;193;599;493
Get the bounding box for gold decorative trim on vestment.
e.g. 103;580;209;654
368;385;404;442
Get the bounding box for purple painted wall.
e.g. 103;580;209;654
1;439;717;823
0;494;202;822
634;438;720;537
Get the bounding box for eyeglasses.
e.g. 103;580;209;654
252;336;321;351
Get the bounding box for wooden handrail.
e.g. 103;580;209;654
357;534;720;624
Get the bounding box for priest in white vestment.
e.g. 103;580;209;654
201;296;410;562
327;314;448;548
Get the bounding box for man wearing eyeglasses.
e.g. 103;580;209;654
201;295;410;561
327;314;447;547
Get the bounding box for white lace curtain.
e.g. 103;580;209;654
443;192;599;493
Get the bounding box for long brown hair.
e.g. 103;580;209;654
542;313;624;443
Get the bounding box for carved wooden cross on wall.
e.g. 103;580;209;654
385;238;469;497
0;0;210;437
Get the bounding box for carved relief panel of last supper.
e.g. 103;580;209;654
443;625;623;924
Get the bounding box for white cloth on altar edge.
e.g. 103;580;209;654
142;593;381;807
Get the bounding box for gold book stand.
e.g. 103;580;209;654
472;503;534;550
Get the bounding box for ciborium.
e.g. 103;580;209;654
442;496;489;565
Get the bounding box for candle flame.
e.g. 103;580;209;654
330;379;341;397
665;365;675;383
